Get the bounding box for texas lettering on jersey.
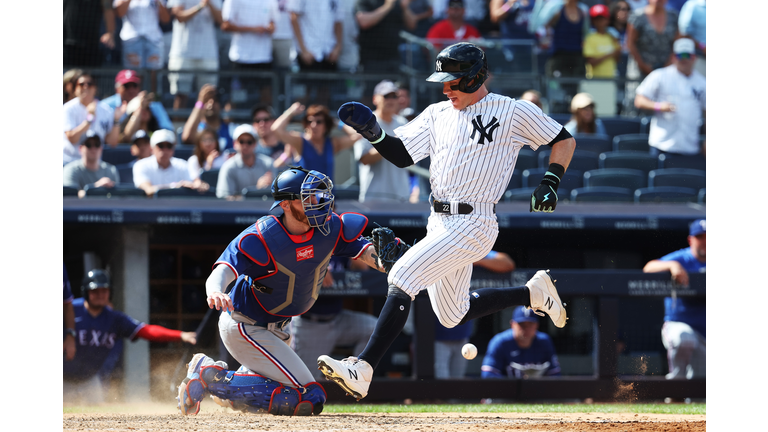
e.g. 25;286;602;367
77;329;118;349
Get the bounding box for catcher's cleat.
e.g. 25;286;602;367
177;353;226;415
317;356;372;401
526;270;567;328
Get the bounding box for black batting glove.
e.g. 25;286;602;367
530;163;565;213
338;102;383;142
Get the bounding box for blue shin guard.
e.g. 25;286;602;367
205;371;324;416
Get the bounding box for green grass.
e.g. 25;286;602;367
320;403;706;415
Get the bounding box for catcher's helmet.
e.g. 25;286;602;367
270;166;335;235
426;42;488;94
81;269;110;301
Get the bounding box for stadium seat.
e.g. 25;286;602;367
601;117;643;140
242;187;273;200
583;168;647;191
83;184;147;198
538;149;599;173
698;188;706;204
612;133;651;152
657;153;706;171
572;134;612;154
116;163;134;186
200;169;220;190
174;145;194;161
647;168;706;190
598;151;659;175
155;188;217;198
101;146;135;166
515;149;539;173
504;187;536;202
64;186;79;197
548;113;571;126
570;186;634;203
523;168;583;191
634;187;698;203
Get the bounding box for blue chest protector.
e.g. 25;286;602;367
215;212;370;323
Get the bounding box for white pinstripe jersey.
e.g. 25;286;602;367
394;93;563;204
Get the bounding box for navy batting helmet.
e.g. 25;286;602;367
426;42;488;93
81;269;110;301
270;166;335;235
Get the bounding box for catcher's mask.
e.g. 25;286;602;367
270;166;335;236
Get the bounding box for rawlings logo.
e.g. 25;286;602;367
296;245;314;261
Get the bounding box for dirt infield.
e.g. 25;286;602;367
63;404;706;432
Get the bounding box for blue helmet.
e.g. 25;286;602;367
270;166;335;235
81;269;111;301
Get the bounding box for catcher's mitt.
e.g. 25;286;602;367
367;226;410;274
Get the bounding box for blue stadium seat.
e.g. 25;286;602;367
83;184;147;198
698;188;706;204
634;187;698;203
583;168;647;191
64;186;79;197
155;188;217;198
116;163;134;186
504;187;536;202
570;186;634;203
612;133;651;152
573;134;612;154
657;153;706;171
523;168;583;191
648;168;706;190
601;117;643;140
515;149;539;173
200;169;220;190
548;113;571;126
101;146;135;166
242;187;273;200
598;151;659;175
538;149;599;173
174;145;194;161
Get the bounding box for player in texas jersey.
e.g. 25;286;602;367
63;269;197;405
176;167;390;416
319;42;576;400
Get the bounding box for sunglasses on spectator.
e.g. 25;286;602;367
77;81;94;88
675;53;693;60
156;143;174;150
383;93;398;99
253;117;273;123
239;139;256;145
83;141;102;149
123;82;139;89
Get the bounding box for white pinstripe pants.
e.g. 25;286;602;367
388;211;498;328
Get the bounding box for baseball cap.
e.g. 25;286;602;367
132;129;149;143
590;4;609;19
689;219;706;236
448;0;464;7
115;69;141;86
233;124;258;142
150;129;176;147
82;129;101;145
373;80;399;97
673;38;696;55
512;306;539;324
570;92;595;112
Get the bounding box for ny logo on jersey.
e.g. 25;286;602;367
470;115;500;145
436;60;442;72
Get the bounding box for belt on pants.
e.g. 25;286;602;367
430;195;495;215
232;312;292;331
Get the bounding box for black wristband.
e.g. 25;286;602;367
541;163;565;190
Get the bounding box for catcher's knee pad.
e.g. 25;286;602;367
295;382;327;416
206;372;309;416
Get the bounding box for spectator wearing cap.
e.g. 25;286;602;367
251;105;301;169
564;92;607;136
353;80;411;202
215;124;276;199
114;0;171;93
678;0;706;77
181;84;233;151
583;4;620;79
481;306;561;378
132;129;209;196
129;130;153;165
102;69;173;133
63;130;121;196
426;0;482;51
167;0;223;111
643;219;706;379
63;72;121;166
634;38;706;156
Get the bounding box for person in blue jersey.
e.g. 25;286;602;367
176;166;393;417
643;218;706;380
481;306;561;378
64;264;76;362
63;269;197;405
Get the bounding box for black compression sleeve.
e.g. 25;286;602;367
547;126;573;147
371;131;415;168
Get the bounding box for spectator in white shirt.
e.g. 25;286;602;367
114;0;171;93
272;0;295;70
167;0;223;111
288;0;344;71
63;73;121;165
132;129;210;196
216;124;275;199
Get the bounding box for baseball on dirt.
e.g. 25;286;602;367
461;343;477;360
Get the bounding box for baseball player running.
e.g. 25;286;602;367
177;167;395;416
317;42;577;400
